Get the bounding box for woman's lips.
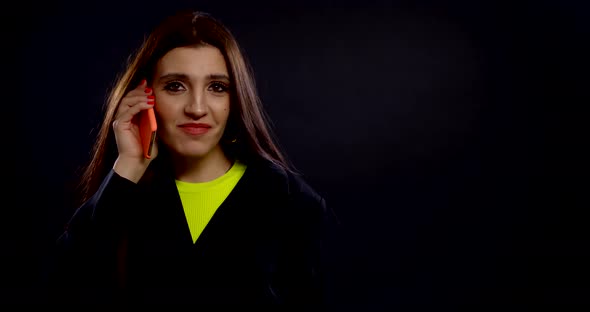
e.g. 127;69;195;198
179;123;211;135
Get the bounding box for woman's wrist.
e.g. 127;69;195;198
113;156;150;183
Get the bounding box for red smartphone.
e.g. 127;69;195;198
139;107;157;159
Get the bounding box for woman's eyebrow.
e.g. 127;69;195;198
207;74;230;82
158;73;230;82
158;73;189;81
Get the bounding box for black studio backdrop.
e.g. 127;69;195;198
2;0;588;308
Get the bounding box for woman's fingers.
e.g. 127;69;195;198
113;102;155;129
115;96;153;121
126;80;152;98
115;80;154;120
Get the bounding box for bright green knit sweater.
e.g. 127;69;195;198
175;160;247;243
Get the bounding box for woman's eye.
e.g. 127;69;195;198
164;81;186;92
209;82;229;93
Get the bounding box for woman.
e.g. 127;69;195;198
47;9;334;306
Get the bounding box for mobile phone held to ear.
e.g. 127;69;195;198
139;107;157;159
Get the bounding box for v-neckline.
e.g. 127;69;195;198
166;164;254;248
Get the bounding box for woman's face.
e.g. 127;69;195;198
152;45;231;159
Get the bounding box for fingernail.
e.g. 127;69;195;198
145;87;152;93
148;101;155;105
140;79;146;85
147;95;155;99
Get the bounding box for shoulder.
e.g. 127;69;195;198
247;157;341;237
250;157;324;203
250;157;329;219
286;171;325;206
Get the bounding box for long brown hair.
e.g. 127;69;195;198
75;10;296;206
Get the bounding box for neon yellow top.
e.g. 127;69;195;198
175;160;247;243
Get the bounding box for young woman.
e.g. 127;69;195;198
47;9;334;306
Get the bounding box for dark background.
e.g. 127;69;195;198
2;0;588;308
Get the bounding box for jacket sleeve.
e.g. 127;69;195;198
273;173;341;308
44;169;138;304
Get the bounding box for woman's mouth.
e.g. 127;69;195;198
178;123;211;135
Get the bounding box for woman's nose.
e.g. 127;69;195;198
184;92;207;117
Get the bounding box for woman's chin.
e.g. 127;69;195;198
178;150;210;159
177;145;222;159
164;140;223;159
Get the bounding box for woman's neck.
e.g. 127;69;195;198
172;147;233;183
